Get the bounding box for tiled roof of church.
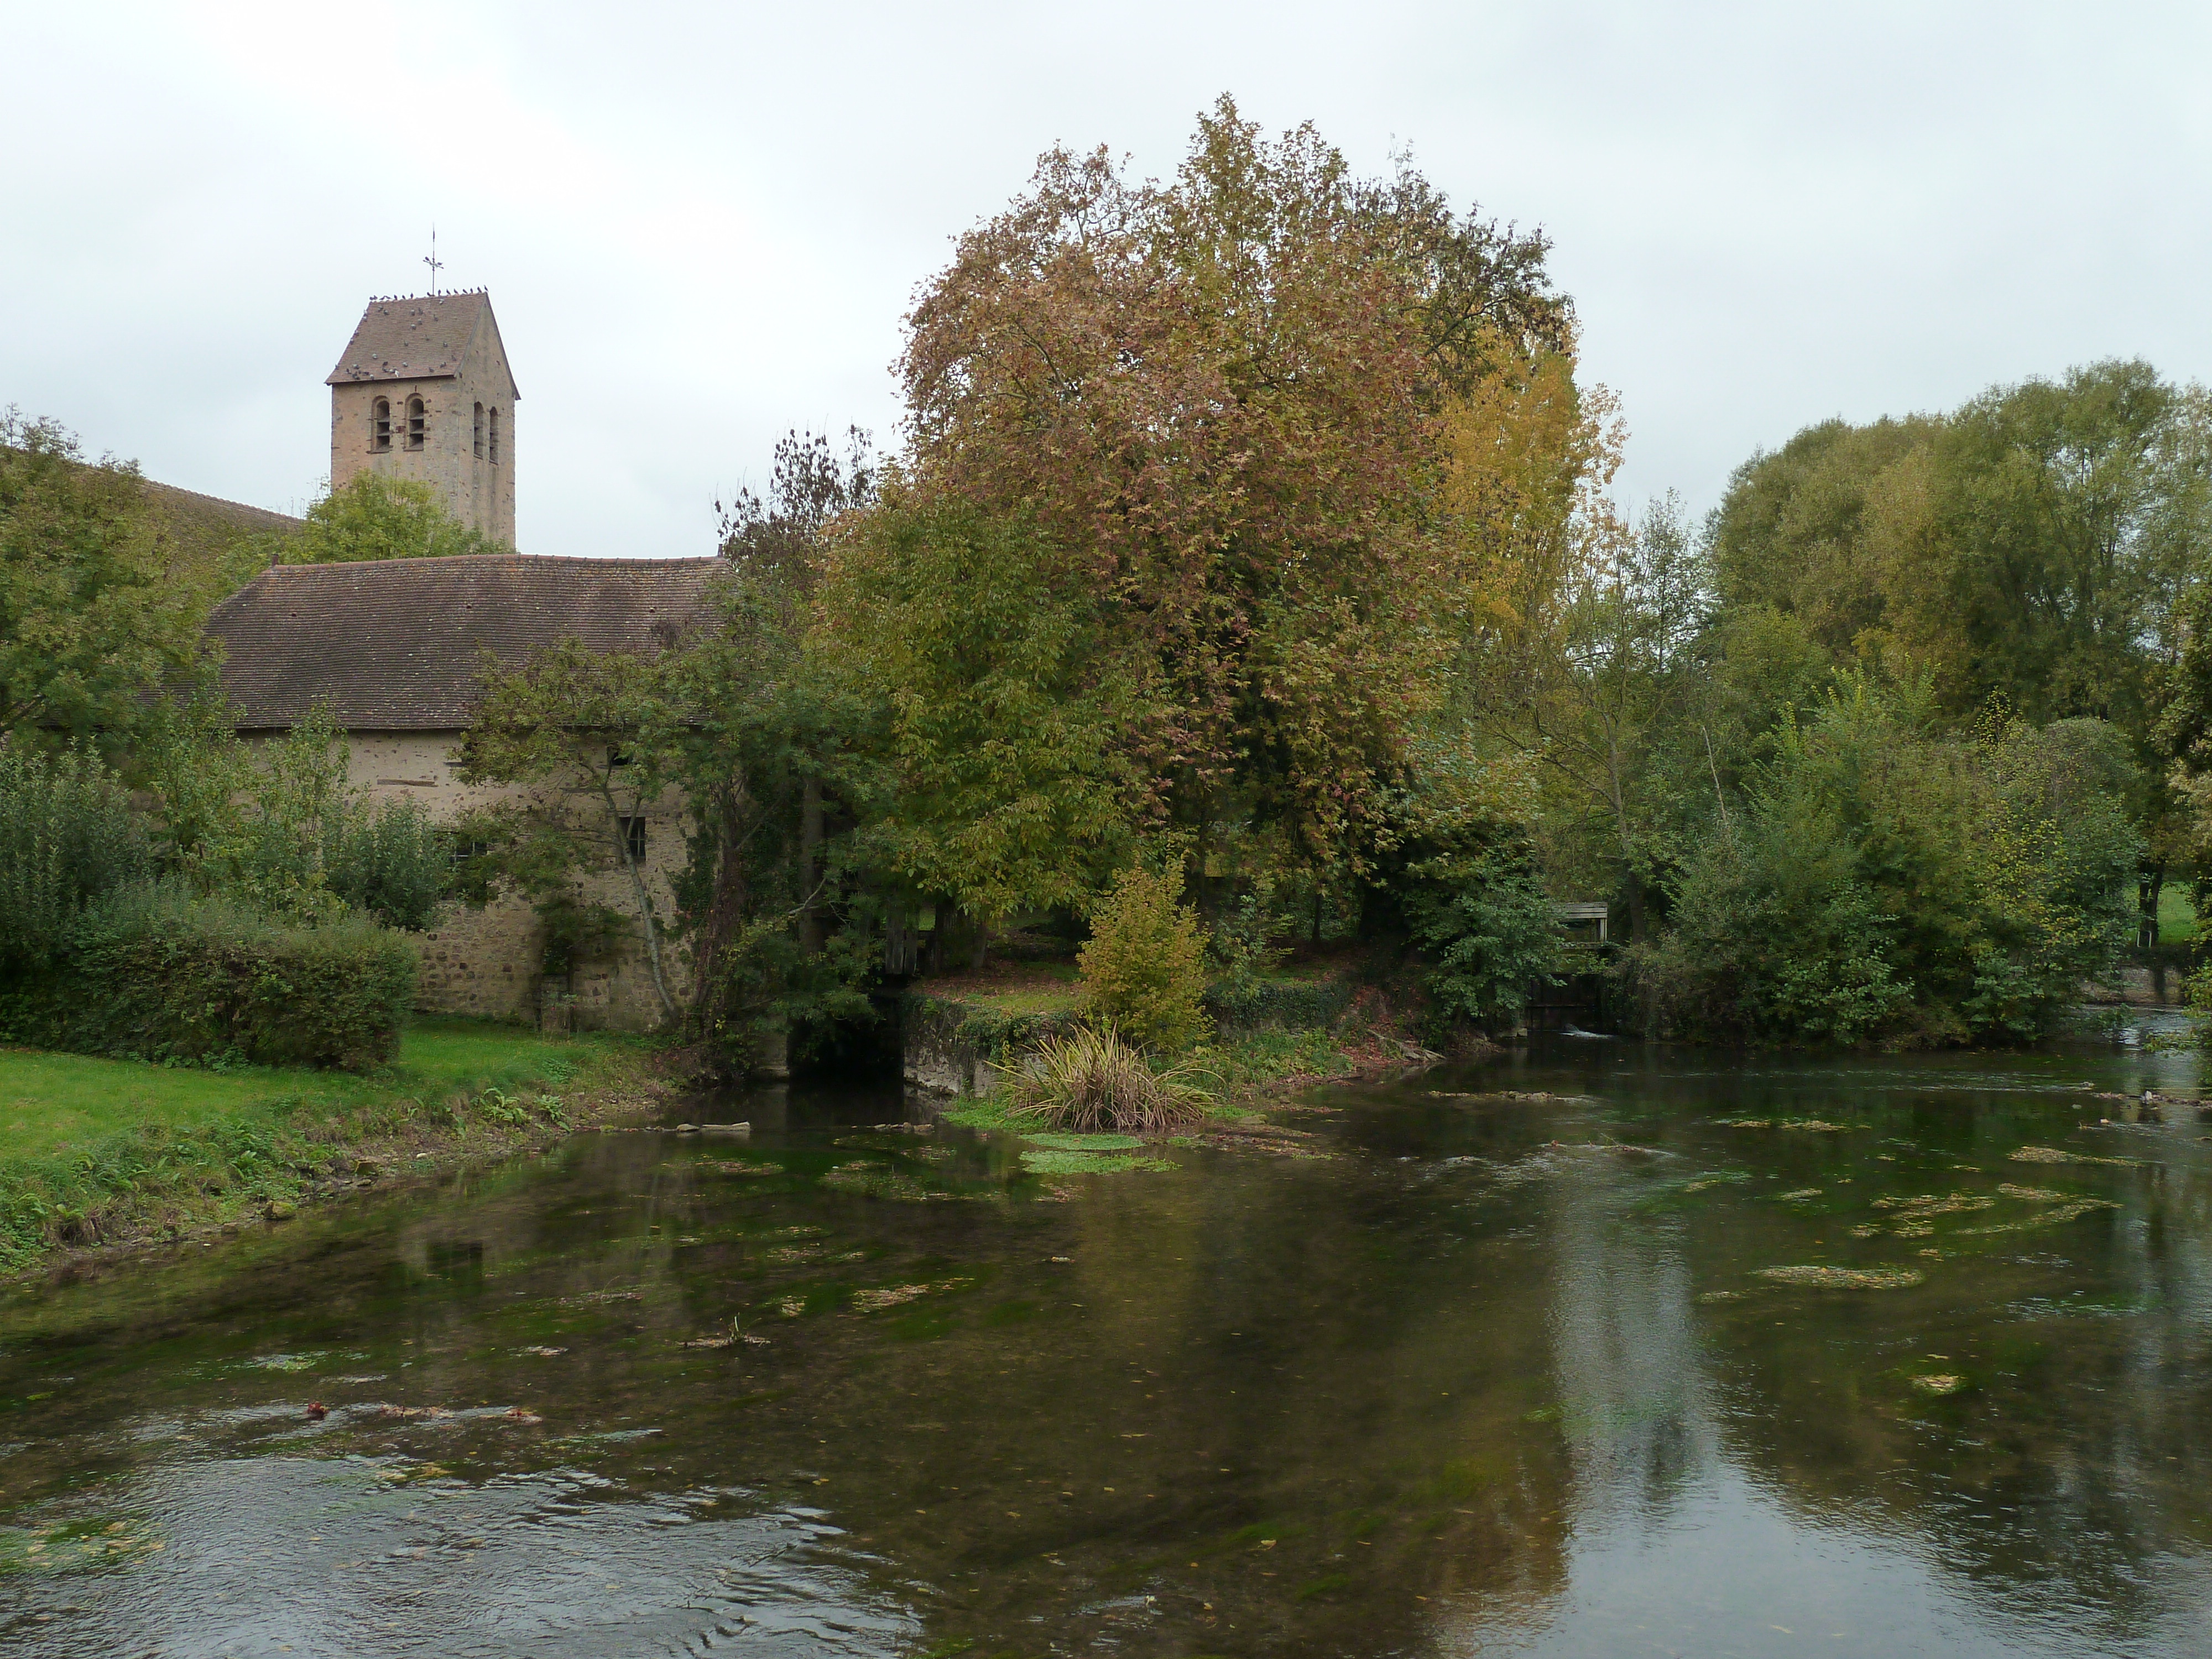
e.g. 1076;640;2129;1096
204;554;719;730
326;290;503;385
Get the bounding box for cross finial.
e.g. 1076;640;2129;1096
422;227;443;295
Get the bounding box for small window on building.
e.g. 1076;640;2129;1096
607;746;631;769
405;395;426;450
371;397;391;452
488;406;502;465
618;815;647;862
473;401;485;458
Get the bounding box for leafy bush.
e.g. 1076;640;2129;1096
0;743;148;973
1002;1024;1213;1134
1078;867;1211;1051
325;796;448;930
1204;973;1354;1033
3;884;419;1069
1632;685;2136;1045
1399;847;1561;1031
534;889;633;977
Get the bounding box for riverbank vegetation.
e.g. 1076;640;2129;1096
11;98;2212;1072
0;1019;663;1271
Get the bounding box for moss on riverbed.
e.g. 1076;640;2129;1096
0;1019;674;1274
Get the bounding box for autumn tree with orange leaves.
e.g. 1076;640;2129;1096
825;96;1609;922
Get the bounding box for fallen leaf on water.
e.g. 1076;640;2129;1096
1910;1374;1965;1395
517;1346;567;1358
503;1408;544;1425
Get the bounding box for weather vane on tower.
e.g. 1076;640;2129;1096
422;227;442;295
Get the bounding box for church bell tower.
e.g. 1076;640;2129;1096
326;290;518;547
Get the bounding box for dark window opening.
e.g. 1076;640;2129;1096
473;401;485;458
488;406;501;465
608;747;631;769
405;395;426;450
371;397;391;452
618;816;647;861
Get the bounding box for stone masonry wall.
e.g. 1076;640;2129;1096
329;352;516;546
261;729;688;1031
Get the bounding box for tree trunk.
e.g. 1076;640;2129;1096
2139;859;2166;953
601;786;675;1022
797;774;824;956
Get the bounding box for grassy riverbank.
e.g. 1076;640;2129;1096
0;1019;675;1274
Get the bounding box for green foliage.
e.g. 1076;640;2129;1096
1400;847;1562;1030
253;472;506;565
820;497;1135;922
534;889;631;977
3;883;419;1070
0;411;200;744
1632;682;2137;1045
323;796;450;930
1205;972;1354;1034
136;698;452;928
0;743;149;972
1077;867;1212;1052
461;638;695;1024
1001;1024;1214;1134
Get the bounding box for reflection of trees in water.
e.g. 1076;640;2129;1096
1682;1112;2212;1648
1541;1155;1715;1530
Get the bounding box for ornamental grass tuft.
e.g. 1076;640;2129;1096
1001;1024;1214;1135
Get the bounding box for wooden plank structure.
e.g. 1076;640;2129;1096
1525;901;1615;1032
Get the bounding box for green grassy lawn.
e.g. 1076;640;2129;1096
0;1019;662;1271
2159;883;2198;946
0;1019;639;1167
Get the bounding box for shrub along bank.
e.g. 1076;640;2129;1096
0;886;418;1070
0;1018;671;1273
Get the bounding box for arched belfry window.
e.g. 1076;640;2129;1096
371;397;391;452
488;407;502;465
405;395;426;450
473;402;486;458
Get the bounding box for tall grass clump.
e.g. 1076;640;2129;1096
1078;867;1211;1052
1003;1024;1213;1134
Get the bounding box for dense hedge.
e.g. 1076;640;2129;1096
0;886;418;1070
1204;974;1354;1034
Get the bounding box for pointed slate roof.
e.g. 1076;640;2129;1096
326;290;517;395
203;555;717;730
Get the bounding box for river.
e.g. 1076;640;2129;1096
3;1030;2210;1656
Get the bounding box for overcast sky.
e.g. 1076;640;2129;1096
6;1;2209;558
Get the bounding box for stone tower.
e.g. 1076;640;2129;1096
326;290;518;546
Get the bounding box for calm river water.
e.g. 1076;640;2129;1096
4;1032;2212;1657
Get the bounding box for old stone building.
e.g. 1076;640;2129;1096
203;555;718;1030
328;290;517;545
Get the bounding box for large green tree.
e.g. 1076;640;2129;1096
0;413;201;744
893;96;1572;889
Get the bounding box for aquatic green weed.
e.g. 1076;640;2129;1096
1018;1149;1175;1176
1022;1133;1144;1152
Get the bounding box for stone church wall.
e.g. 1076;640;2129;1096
328;358;515;545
